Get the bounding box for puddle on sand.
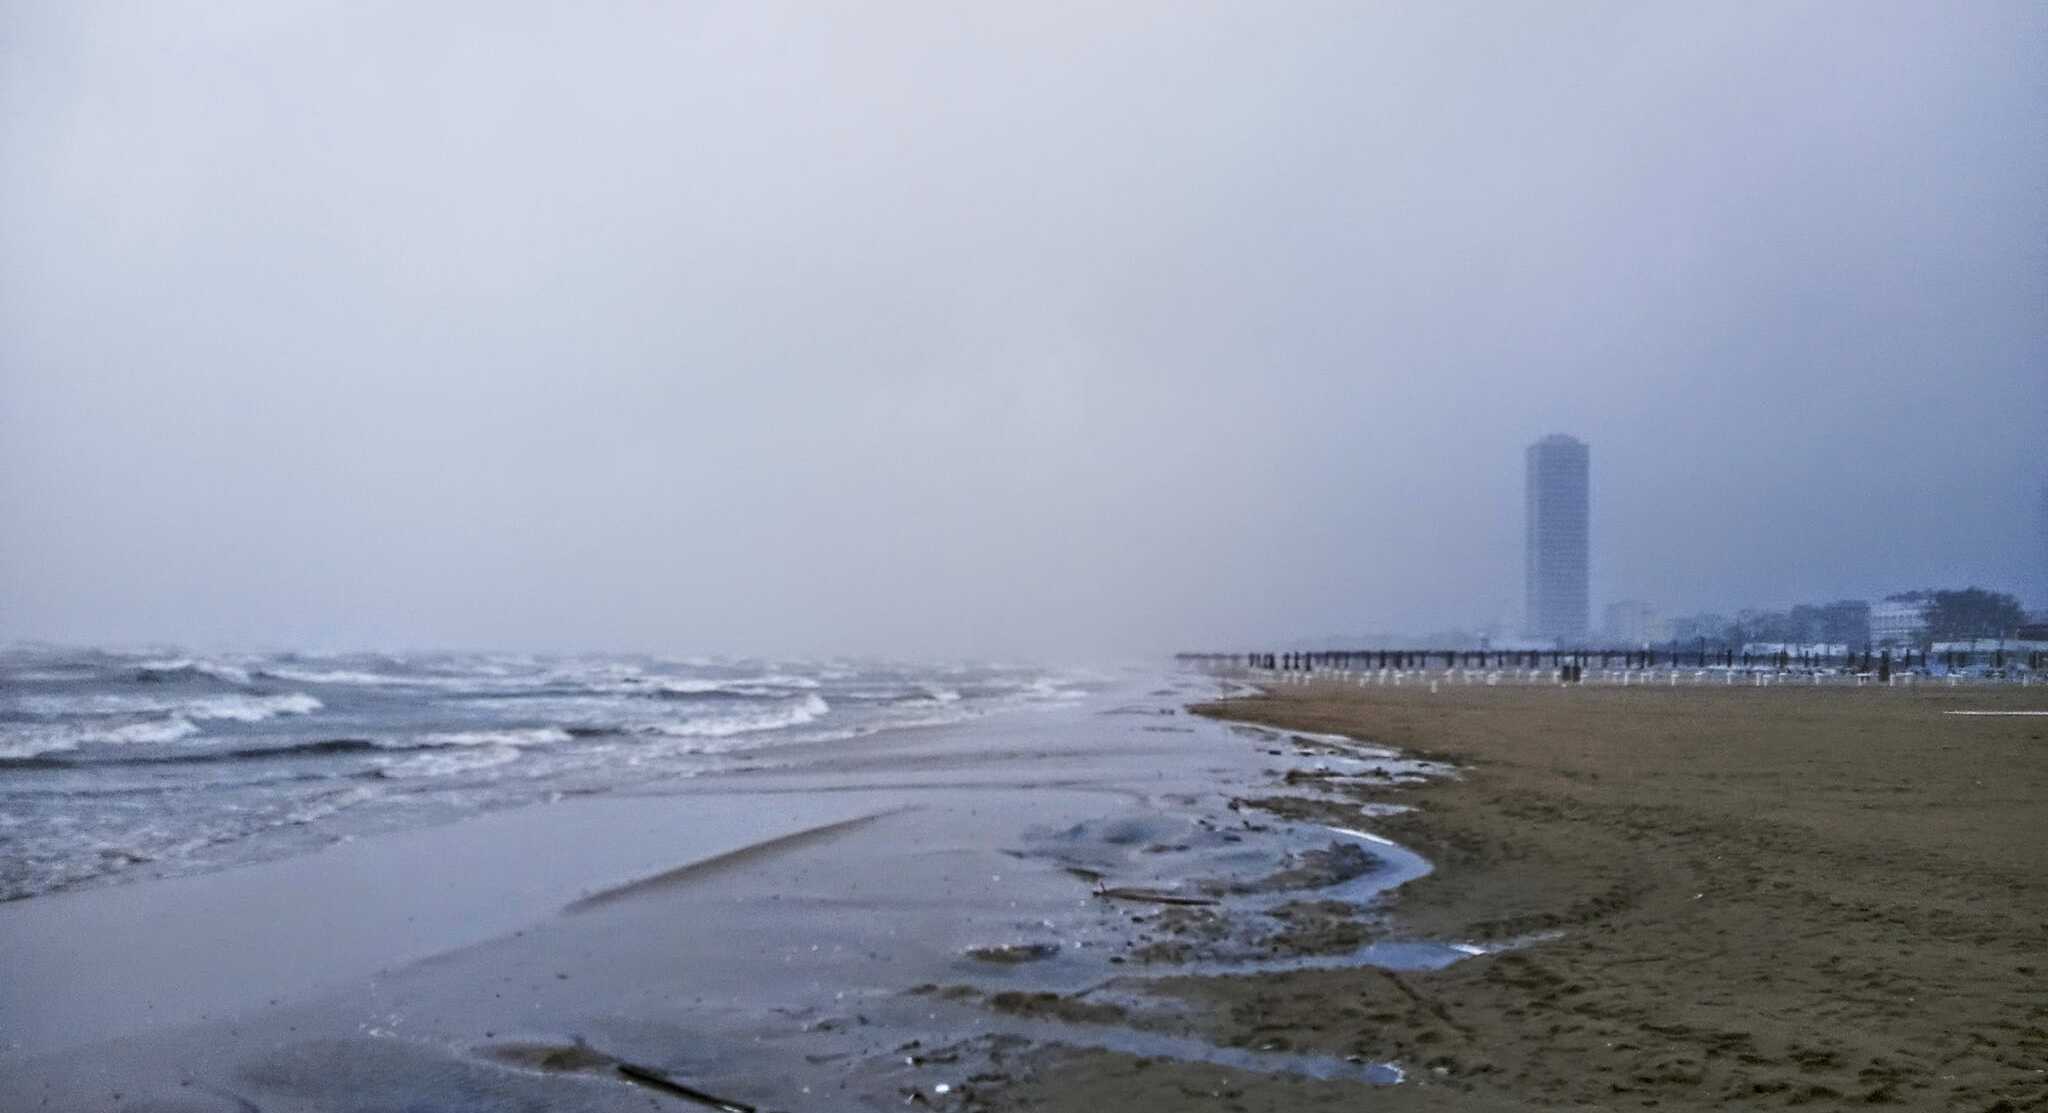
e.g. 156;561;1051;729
1007;807;1432;915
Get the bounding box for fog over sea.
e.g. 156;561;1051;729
0;647;1098;902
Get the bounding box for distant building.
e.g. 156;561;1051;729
1871;593;1930;648
1525;435;1590;644
1668;612;1731;646
1602;600;1665;646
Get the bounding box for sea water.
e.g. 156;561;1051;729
0;647;1096;901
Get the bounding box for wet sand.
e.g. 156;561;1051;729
981;678;2048;1111
0;793;903;1056
5;674;2042;1111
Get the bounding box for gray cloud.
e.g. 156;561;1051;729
4;1;2043;656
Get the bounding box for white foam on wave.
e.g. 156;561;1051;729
184;692;324;721
671;698;989;754
0;716;205;759
138;658;253;685
650;694;830;742
376;745;524;779
12;691;322;722
95;718;200;745
262;666;549;691
265;661;831;702
261;666;430;688
641;673;821;696
411;727;573;749
753;673;822;690
264;665;553;690
6;668;101;682
265;664;659;696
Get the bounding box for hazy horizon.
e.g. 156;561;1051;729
4;2;2044;659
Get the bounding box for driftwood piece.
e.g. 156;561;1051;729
615;1061;758;1112
1092;885;1219;907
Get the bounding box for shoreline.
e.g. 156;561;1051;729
976;678;2048;1111
2;673;1460;1110
5;673;2040;1110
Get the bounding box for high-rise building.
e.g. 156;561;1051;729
1525;434;1589;644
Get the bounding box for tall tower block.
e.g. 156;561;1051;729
1525;434;1590;644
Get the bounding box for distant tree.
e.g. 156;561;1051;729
1923;588;2028;644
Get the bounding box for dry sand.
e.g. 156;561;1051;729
979;679;2048;1111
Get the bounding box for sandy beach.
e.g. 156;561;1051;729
4;671;2043;1111
977;677;2048;1112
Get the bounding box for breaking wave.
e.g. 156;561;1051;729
374;745;524;780
0;737;381;769
258;667;522;691
136;658;253;686
412;727;573;749
0;716;202;761
12;692;321;721
185;692;323;722
649;694;830;740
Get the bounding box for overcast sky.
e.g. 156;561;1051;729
3;2;2043;658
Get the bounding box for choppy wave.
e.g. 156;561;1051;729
0;716;202;760
413;727;573;749
0;693;323;762
632;674;823;699
9;691;321;723
136;658;254;686
8;667;102;682
374;745;524;780
0;737;383;769
0;647;1105;901
649;694;830;740
259;666;507;690
207;738;382;762
187;692;324;721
